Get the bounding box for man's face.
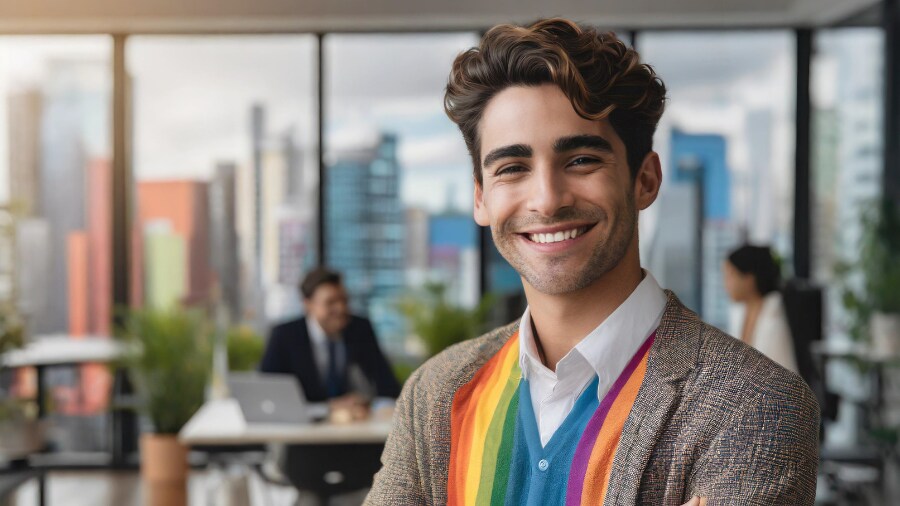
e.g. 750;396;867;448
474;84;659;295
304;283;350;336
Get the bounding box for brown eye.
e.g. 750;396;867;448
569;157;599;166
496;165;526;176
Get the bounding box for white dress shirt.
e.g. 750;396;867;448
518;270;667;446
306;316;345;383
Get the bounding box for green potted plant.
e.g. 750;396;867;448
226;325;265;372
0;304;38;459
398;282;495;357
836;197;900;356
116;307;211;506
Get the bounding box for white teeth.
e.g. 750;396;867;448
528;227;584;244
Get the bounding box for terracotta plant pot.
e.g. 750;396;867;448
140;433;188;506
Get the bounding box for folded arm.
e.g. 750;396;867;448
688;381;820;505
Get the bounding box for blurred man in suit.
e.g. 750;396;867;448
260;267;400;418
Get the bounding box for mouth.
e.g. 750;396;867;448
518;223;597;244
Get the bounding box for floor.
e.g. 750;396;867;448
9;470;369;506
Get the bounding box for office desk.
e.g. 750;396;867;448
1;336;132;461
1;336;126;369
179;398;392;446
180;398;391;504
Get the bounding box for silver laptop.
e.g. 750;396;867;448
228;372;311;425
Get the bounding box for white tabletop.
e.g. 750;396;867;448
0;336;127;368
178;398;392;446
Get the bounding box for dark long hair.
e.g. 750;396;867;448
726;245;782;296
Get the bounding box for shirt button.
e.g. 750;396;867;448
538;459;549;471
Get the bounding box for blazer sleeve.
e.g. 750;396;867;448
358;318;402;398
259;326;289;374
364;366;428;505
688;375;820;505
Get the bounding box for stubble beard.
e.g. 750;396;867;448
492;194;637;296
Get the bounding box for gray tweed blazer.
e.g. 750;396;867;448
366;291;820;505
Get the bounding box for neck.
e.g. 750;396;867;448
744;292;765;309
523;241;643;372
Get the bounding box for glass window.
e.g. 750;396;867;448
638;31;796;331
0;36;113;452
811;28;884;340
324;33;480;356
810;28;884;448
128;36;318;328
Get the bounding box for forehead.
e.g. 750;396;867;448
309;282;345;300
478;84;622;156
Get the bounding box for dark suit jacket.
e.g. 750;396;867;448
366;291;820;505
259;315;401;402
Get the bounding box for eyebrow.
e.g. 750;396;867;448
482;144;532;169
481;134;614;169
553;134;614;154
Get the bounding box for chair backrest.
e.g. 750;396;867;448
282;443;385;499
781;279;837;422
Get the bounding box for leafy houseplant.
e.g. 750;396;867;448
226;325;265;372
398;282;495;358
116;307;212;506
836;197;900;354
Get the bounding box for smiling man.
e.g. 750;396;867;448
366;18;819;505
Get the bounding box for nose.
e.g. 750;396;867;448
526;164;575;217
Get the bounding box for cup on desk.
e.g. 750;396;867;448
371;397;395;422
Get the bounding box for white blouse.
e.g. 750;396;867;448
749;292;798;374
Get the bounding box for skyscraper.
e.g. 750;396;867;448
208;162;241;321
326;132;405;353
136;180;212;308
7;89;42;217
649;129;736;328
240;104;309;325
87;158;111;336
428;212;478;308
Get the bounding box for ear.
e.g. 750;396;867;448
473;179;490;226
633;151;662;211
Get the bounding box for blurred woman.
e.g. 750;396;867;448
722;245;798;373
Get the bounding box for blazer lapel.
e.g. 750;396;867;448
603;291;702;505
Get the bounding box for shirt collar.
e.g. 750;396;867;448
517;270;667;399
306;316;328;345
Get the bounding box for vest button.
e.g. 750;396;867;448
538;459;549;471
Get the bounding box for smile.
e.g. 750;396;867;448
523;224;594;244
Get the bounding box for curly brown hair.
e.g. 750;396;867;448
444;18;666;186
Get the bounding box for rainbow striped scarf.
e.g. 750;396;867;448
448;330;655;505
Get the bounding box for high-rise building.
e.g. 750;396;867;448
7;57;110;336
67;232;89;335
87;158;111;335
812;108;840;281
428;212;478;308
16;218;50;327
404;207;430;287
143;222;187;310
137;180;212;307
649;130;736;325
326;132;405;353
240;104;309;325
208;162;241;321
7;89;42;216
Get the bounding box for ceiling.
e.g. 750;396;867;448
0;0;880;34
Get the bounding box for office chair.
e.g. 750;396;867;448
281;443;384;506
